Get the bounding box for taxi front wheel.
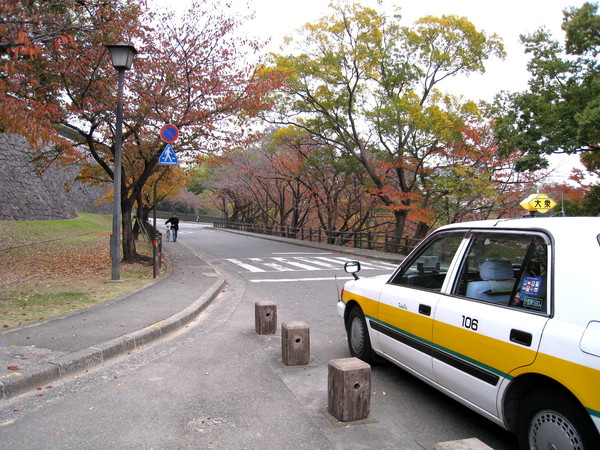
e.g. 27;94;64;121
517;388;599;450
346;306;374;364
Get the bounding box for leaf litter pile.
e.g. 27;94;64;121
0;214;158;329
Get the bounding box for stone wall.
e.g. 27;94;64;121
0;134;112;221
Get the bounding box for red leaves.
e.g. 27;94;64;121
7;365;20;371
35;385;53;396
0;218;156;328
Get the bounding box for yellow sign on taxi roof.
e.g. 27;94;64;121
520;194;557;213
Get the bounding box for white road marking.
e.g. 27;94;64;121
250;277;354;283
227;259;266;272
295;257;336;268
313;256;352;264
272;252;332;255
272;257;322;270
360;261;397;269
263;262;294;271
225;255;396;273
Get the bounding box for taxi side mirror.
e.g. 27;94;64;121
344;261;361;280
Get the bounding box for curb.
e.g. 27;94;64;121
0;251;175;341
0;276;225;401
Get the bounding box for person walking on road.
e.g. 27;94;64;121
165;213;180;242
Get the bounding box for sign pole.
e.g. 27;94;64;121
153;167;170;278
153;123;180;278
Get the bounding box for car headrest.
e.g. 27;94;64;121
480;260;513;281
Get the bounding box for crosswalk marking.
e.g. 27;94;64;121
312;256;396;270
225;256;396;273
272;257;322;270
272;252;330;255
295;257;336;268
227;258;266;272
251;277;355;283
263;262;295;271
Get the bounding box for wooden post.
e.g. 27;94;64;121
434;439;493;450
281;321;309;365
328;357;371;422
255;301;277;335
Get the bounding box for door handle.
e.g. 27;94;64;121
418;304;432;316
510;329;532;347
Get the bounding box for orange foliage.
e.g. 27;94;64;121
2;1;286;261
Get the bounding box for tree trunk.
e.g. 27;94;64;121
132;198;142;240
121;199;140;263
412;221;431;241
133;201;152;241
385;209;408;253
132;219;140;241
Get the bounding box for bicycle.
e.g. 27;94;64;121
165;224;172;242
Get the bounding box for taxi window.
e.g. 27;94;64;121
453;233;549;313
389;233;465;291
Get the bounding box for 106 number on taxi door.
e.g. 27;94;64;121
462;315;478;331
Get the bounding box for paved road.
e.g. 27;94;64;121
0;223;517;448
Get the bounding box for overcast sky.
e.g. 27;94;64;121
235;0;588;101
168;0;593;181
165;0;588;100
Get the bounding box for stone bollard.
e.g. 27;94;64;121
328;357;371;422
255;301;277;335
433;438;493;450
281;321;310;365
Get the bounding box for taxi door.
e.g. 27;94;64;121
431;231;551;417
376;233;466;382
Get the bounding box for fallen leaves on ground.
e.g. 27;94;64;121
0;225;159;329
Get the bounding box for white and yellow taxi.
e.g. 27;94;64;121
338;217;600;449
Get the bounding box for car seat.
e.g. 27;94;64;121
466;260;515;303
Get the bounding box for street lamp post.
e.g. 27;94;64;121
105;43;137;281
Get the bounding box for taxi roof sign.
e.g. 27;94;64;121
520;193;557;214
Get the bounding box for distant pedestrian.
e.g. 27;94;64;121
165;213;180;242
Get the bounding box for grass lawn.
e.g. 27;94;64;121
0;213;159;329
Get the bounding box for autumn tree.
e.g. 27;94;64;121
201;120;543;248
199;127;381;243
3;0;283;262
562;185;600;216
268;2;504;249
132;166;191;239
0;0;127;145
201;153;268;223
0;0;102;58
422;119;545;229
246;139;313;231
493;2;600;173
269;128;380;244
204;139;315;230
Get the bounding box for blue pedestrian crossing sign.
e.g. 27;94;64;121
159;143;178;165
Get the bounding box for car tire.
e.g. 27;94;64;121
346;306;374;364
517;388;600;450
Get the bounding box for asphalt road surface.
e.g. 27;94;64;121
0;223;517;449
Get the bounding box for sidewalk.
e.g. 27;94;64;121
0;241;225;401
0;228;405;402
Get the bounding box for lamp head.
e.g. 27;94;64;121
105;43;138;71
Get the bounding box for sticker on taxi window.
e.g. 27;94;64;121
523;296;543;310
520;276;543;297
